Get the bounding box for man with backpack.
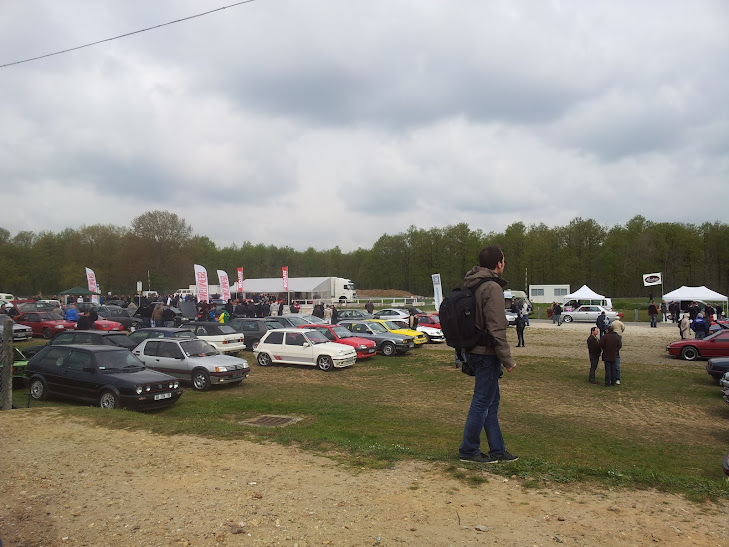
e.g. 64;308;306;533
457;245;518;464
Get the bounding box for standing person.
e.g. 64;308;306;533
408;310;419;329
77;310;91;330
365;300;374;314
596;311;610;338
553;302;562;326
611;318;625;385
648;301;659;328
521;300;530;326
151;303;163;328
218;308;230;323
459;245;518;464
599;324;622;387
515;312;526;347
679;314;691;339
88;306;99;329
587;327;601;384
691;313;707;340
660;301;668;323
65;303;79;322
324;305;333;323
278;300;284;316
330;304;338;325
162;305;176;327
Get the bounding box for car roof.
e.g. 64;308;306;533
68;330;130;336
267;327;316;333
135;327;192;332
52;344;128;352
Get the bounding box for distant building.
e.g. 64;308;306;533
529;284;570;304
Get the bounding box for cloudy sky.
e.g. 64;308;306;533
1;1;728;251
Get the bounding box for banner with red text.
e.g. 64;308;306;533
85;267;99;304
237;268;244;295
194;264;209;303
217;270;231;302
282;266;289;291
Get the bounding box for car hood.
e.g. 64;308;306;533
316;342;357;353
188;353;249;368
103;368;177;382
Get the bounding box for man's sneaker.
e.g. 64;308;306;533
615;380;621;385
494;450;519;463
460;452;498;464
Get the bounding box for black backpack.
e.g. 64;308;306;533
439;278;498;352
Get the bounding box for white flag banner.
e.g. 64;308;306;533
643;272;663;287
432;273;443;310
217;270;231;302
194;264;209;303
85;267;99;304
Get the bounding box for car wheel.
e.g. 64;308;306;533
381;342;396;356
247;338;260;351
29;377;48;400
317;355;333;372
257;352;271;366
680;346;699;361
192;369;211;391
99;390;119;409
562;315;573;323
42;327;52;339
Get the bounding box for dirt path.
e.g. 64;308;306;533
1;321;727;546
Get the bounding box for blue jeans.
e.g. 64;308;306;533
459;353;505;458
616;355;621;381
650;314;657;327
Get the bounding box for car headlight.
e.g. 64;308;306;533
357;344;367;349
136;386;143;394
215;366;228;372
145;385;151;392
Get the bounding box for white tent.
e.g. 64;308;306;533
563;285;604;301
662;285;728;305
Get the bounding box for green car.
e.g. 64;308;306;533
0;347;29;388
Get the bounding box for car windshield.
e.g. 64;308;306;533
180;339;218;356
381;321;402;331
367;322;388;334
331;327;352;338
105;334;133;346
287;317;309;326
304;330;329;344
96;350;145;371
37;312;60;321
17;303;38;312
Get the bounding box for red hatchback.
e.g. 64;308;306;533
15;311;77;339
666;330;729;361
298;324;377;359
93;318;125;332
416;313;441;329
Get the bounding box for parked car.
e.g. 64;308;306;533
26;345;182;410
394;306;428;316
373;308;411;321
504;310;518;326
0;319;33;342
254;328;357;371
298;324;377;359
666;330;729;361
368;319;428;346
15;311;77;339
416;314;441;329
94;305;142;331
388;319;445;343
560;305;622;323
23;330;139;358
0;347;29;388
719;370;729;390
337;320;415;356
133;338;250;391
334;309;373;322
706;357;729;383
93;318;125;332
184;322;246;353
128;327;196;346
265;315;313;328
227;318;274;350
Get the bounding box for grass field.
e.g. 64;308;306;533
9;324;729;502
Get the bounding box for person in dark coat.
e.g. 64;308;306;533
330;304;338;324
77;311;91;330
88;307;99;329
587;326;601;384
599;324;622;386
515;313;526;347
596;311;610;338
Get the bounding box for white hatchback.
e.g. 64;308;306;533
254;328;357;371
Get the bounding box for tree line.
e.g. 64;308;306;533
1;211;727;299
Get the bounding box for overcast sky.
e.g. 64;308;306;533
2;1;728;252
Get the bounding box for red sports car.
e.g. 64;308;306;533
15;311;77;339
666;330;729;361
416;313;441;329
93;319;125;332
298;324;377;359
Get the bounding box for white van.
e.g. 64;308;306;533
0;293;15;302
563;297;614;311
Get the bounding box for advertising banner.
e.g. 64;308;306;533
217;270;231;302
643;272;663;287
85;267;99;304
194;264;209;303
282;266;289;291
237;267;244;295
432;273;443;310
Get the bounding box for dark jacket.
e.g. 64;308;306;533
599;331;622;361
463;266;513;369
587;334;601;358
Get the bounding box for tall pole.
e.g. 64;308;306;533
1;318;14;410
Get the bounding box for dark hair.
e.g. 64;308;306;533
590;326;598;334
478;245;504;269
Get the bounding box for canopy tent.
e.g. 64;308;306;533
563;285;604;301
58;286;100;305
662;286;728;304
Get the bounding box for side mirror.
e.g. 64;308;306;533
303;342;310;347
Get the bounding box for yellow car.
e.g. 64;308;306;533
369;319;428;346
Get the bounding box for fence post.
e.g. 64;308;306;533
634;309;639;322
1;318;13;410
537;307;541;319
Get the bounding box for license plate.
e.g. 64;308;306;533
154;393;172;400
367;348;375;353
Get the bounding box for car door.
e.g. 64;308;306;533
151;340;187;378
135;340;161;370
62;349;100;402
705;331;729;357
282;331;314;365
20;313;41;335
32;346;72;394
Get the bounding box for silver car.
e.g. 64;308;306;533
133;338;249;391
560;305;621;323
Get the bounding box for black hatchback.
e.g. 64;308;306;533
23;330;138;358
26;345;183;410
227;318;274;350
